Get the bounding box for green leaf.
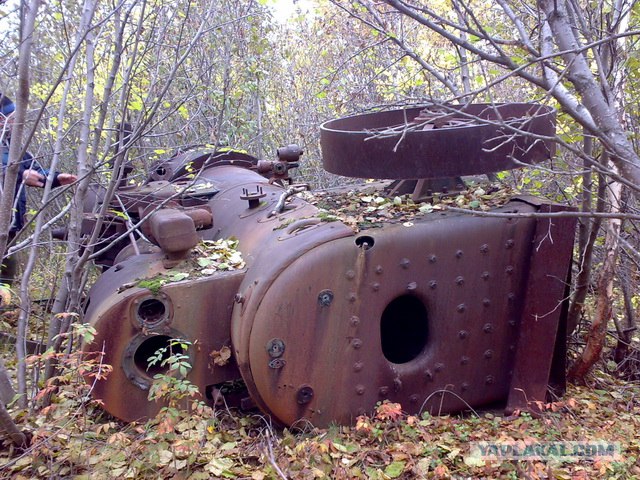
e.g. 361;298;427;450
197;258;212;267
384;461;405;478
129;99;143;111
206;457;235;476
157;449;173;466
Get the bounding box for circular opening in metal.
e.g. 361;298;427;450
380;295;429;364
133;335;185;376
355;235;375;250
137;298;167;327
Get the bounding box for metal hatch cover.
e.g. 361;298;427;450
320;103;556;179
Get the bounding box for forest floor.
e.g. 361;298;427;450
0;353;638;479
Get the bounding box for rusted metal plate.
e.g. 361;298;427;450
507;202;576;413
320;103;556;179
84;253;245;422
148;149;259;183
233;201;544;426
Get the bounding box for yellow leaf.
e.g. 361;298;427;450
210;346;232;366
0;284;12;306
157;449;173;466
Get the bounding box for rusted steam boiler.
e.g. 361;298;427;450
82;103;575;426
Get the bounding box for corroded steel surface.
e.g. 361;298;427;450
507;200;577;413
84;255;245;421
232;200;566;425
81;104;575;426
320;103;556;179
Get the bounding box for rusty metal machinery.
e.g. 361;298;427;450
82;103;576;426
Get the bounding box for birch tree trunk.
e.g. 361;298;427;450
567;0;631;381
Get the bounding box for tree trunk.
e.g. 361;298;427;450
0;399;27;447
0;0;41;275
0;357;16;405
568;182;623;382
537;0;640;188
567;163;605;333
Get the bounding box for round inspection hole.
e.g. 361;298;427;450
355;235;375;250
380;295;429;364
137;298;168;327
133;335;185;377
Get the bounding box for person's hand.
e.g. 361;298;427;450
56;173;77;185
23;169;46;187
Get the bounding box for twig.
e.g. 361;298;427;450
445;205;640;221
419;388;479;418
264;430;288;480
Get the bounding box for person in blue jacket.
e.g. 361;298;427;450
1;93;77;285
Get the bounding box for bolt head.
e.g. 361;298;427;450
318;290;334;307
296;385;314;405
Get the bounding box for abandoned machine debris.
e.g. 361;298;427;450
81;103;576;426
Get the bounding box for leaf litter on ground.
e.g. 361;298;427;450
2;369;639;479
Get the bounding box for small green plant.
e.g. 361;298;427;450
146;338;192;378
137;277;166;296
32;323;112;409
146;339;207;418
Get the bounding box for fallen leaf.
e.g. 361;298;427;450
210;346;232;366
384;461;405;478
